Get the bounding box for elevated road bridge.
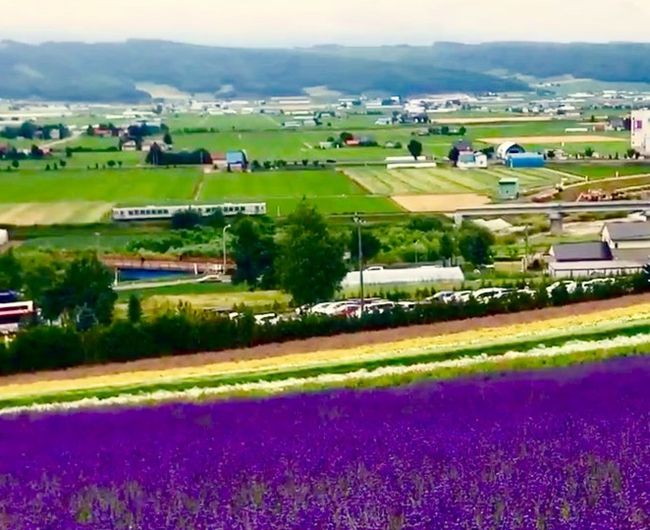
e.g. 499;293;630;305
454;200;650;233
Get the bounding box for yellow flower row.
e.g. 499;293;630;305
2;302;650;402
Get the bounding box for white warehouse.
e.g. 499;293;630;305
342;266;464;287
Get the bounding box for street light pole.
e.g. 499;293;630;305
354;214;365;314
222;224;231;276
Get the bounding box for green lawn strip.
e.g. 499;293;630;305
3;322;650;410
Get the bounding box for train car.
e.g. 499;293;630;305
112;202;267;222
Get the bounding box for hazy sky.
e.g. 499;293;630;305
2;0;649;47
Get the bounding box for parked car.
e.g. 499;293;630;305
547;281;578;295
255;313;280;325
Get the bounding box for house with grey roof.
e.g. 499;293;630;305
547;222;650;278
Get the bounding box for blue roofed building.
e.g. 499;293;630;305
226;150;248;171
506;152;545;168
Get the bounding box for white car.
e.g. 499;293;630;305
582;278;615;290
255;313;280;325
308;302;339;315
397;301;418;311
452;291;474;303
425;291;455;304
547;281;578;295
473;288;511;302
362;301;396;315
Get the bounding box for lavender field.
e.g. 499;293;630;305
1;358;649;529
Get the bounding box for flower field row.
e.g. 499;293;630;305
3;332;649;415
3;302;650;413
1;358;648;528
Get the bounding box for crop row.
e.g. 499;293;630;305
3;303;650;413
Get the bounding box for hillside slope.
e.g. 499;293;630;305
0;40;527;102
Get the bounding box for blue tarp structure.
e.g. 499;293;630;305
506;153;545;168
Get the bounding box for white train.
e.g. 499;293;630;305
112;202;267;221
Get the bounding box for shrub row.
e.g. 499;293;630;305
0;275;647;377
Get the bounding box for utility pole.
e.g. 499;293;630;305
222;224;231;276
354;214;365;314
523;224;529;277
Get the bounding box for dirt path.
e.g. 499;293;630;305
3;293;650;387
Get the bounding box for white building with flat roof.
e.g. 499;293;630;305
631;110;650;155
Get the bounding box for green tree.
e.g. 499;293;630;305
340;131;354;143
0;250;22;290
205;209;226;229
128;294;143;324
54;254;117;325
171;210;202;230
86;125;95;136
584;146;595;158
163;132;173;145
107;160;116;168
458;225;495;266
407;139;423;160
349;229;381;263
11;160;19;169
275;202;347;305
231;217;277;288
439;233;455;264
458;126;467;136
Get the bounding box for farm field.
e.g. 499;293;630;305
199;170;401;215
480;134;623;144
343;166;578;197
0;357;647;528
553;164;650;179
0;168;199;224
9;151;144;170
0;168;198;204
172;129;457;161
0;202;113;225
392;193;490;212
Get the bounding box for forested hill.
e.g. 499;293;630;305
310;42;650;84
0;40;526;102
3;40;648;103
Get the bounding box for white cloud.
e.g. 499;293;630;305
2;0;649;46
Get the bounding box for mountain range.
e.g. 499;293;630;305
1;40;649;102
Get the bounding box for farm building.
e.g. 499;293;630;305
506;153;545;168
341;265;464;287
547;222;650;277
452;139;473;153
631;110;650;156
0;229;8;247
457;152;488;169
449;139;473;167
496;142;525;160
375;117;393;126
498;178;519;200
602;221;650;261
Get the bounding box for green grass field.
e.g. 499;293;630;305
551;164;650;179
343;166;579;196
0;168;200;224
200;170;401;215
0;168;199;203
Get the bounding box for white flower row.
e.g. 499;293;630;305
2;332;647;416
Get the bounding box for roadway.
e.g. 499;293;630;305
454;200;650;233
